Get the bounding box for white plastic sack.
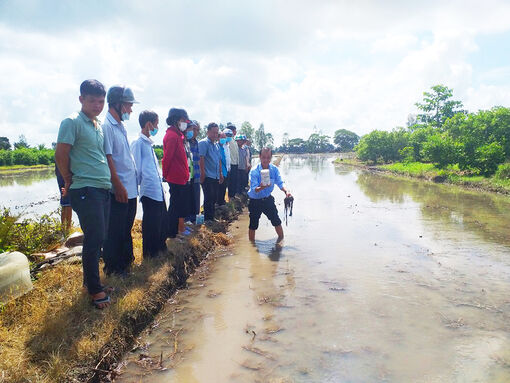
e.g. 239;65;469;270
0;251;33;304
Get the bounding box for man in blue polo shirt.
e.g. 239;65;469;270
247;147;292;242
102;85;139;276
199;122;223;222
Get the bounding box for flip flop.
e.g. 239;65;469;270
92;295;111;309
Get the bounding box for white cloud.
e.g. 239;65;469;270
1;0;510;147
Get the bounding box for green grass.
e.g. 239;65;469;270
0;164;52;173
380;162;437;177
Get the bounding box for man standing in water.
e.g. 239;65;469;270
247;147;292;242
102;85;139;276
55;79;112;309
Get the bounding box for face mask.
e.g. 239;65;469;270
186;130;194;139
150;126;158;136
226;137;232;142
121;112;130;121
219;138;227;145
179;122;187;132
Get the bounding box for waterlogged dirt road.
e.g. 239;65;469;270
117;155;510;383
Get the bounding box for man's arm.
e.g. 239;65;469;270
219;158;224;184
55;143;72;196
106;155;128;203
275;168;291;197
199;157;206;184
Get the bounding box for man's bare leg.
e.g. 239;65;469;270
275;225;284;242
249;229;256;241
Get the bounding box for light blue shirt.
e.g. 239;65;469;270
130;134;165;202
198;137;221;179
102;112;138;199
248;163;284;199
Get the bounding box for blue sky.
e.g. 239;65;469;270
1;0;510;147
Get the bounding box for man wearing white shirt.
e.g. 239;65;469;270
102;85;139;275
131;111;167;258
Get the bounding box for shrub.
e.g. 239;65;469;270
474;142;505;176
399;146;415;163
0;150;13;166
494;163;510;180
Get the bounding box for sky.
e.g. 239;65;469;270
1;0;510;147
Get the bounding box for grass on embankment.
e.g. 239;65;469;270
334;158;510;194
0;201;241;382
0;164;53;174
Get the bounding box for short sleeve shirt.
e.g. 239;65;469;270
198;138;221;179
102;112;138;199
56;111;111;190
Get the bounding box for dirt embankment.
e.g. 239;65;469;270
0;197;248;383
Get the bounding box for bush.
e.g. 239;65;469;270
494;163;510;180
154;147;163;160
0;150;13;166
474;142;505;176
0;208;64;258
12;148;38;165
399;146;415;163
422;133;463;168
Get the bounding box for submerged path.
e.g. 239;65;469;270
118;155;510;383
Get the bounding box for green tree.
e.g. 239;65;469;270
13;135;29;149
415;85;464;128
0;137;11;150
333;129;360;152
422;133;462;168
240;121;254;141
254;123;268;150
306;133;333;153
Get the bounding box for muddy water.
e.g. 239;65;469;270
117;155;510;383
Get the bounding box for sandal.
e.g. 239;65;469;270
102;286;115;294
92;295;111;309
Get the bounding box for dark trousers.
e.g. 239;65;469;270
228;165;238;197
237;168;249;194
103;196;137;275
141;196;167;258
167;182;194;237
185;181;201;222
202;177;219;221
217;172;229;205
248;195;282;230
69;187;110;295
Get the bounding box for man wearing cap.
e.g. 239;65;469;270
226;124;238;198
102;85;139;276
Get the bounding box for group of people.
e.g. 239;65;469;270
54;79;292;309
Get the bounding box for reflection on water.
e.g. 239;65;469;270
117;155;510;382
0;168;61;217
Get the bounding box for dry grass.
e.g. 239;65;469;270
0;218;234;383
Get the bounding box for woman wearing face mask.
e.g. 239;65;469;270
217;130;231;205
162;108;195;238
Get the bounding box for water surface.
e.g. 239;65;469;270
118;155;510;382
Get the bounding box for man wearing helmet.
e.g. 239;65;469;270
102;85;139;276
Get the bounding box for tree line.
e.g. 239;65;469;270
0;135;55;166
355;85;510;176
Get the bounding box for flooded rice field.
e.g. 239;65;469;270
117;156;509;381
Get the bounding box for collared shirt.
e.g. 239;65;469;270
248;163;284;199
198;137;221;179
219;145;228;177
57;111;111;190
102;112;138;199
130;133;164;202
238;145;249;170
189;138;201;183
228;139;239;165
162;126;189;185
223;142;231;171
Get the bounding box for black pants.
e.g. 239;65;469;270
237;168;249;194
141;196;167;258
186;181;201;223
202;177;219;221
69;187;110;295
217;172;229;205
168;182;194;237
248;196;282;230
103;196;137;275
228;164;238;197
